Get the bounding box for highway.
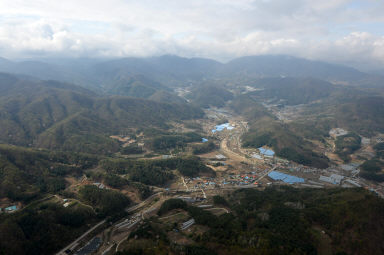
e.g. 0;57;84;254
56;192;162;255
56;220;106;255
126;192;161;213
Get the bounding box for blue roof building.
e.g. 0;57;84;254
268;171;304;184
212;123;234;133
258;147;275;157
5;205;18;212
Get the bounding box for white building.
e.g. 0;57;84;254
319;174;344;185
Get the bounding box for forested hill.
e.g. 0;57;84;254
121;187;384;255
250;77;337;105
1;55;383;89
0;73;203;153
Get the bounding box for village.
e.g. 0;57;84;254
51;108;384;255
172;108;384;199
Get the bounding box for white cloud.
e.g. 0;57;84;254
0;0;383;68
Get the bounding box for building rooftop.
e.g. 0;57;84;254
258;147;275;156
268;171;304;184
5;205;18;212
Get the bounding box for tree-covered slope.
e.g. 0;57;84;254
120;187;384;255
187;85;234;108
251;77;337;105
0;73;204;153
104;74;171;98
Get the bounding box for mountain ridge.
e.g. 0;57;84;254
1;54;383;89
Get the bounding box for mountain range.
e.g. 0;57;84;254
1;55;383;90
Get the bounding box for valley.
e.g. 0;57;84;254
0;55;384;255
2;0;384;253
48;104;384;255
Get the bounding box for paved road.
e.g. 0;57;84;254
126;192;161;213
56;220;106;255
255;166;277;182
57;193;161;255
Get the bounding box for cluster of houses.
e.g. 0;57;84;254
183;173;262;190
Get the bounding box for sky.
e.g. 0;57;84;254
0;0;383;69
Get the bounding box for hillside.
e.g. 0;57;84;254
331;96;384;136
250;77;337;105
290;93;384;137
103;75;171;98
223;55;377;85
230;95;330;168
187;85;234;108
119;187;384;255
0;73;203;153
148;90;187;104
92;55;223;87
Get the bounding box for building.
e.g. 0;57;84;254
251;153;263;160
177;196;196;203
319;174;344;185
4;205;18;213
319;176;332;184
258;147;275;158
343;179;361;187
215;154;226;160
340;164;358;171
93;182;105;189
181;218;195;230
330;174;344;184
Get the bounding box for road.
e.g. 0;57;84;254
182;177;189;191
57;192;161;255
56;220;106;255
255;166;277;182
126;192;161;213
218;120;260;165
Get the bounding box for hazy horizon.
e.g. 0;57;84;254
1;1;384;70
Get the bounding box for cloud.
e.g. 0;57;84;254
0;0;383;69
